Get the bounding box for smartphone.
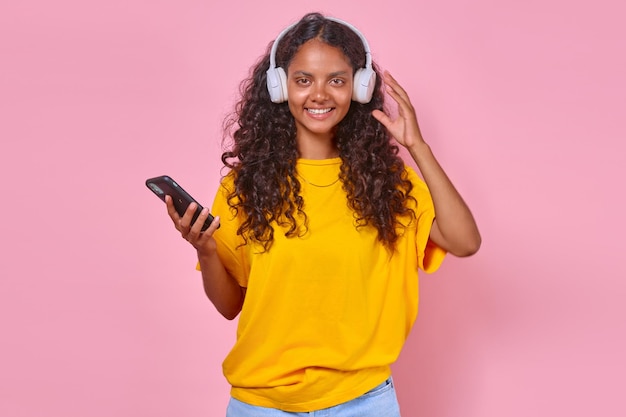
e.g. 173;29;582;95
146;175;218;231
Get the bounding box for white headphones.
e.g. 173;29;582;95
266;17;376;104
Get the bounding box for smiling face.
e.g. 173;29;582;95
286;39;354;158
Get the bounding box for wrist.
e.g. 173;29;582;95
407;141;432;161
196;243;218;259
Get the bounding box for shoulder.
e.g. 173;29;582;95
217;170;236;193
400;164;434;213
402;164;429;192
213;170;239;208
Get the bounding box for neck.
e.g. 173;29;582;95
296;134;339;160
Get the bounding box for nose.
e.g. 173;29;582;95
311;82;329;101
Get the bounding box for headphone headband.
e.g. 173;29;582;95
268;17;372;71
266;16;376;104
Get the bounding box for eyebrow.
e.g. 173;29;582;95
292;70;350;77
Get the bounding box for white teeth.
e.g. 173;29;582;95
307;108;332;114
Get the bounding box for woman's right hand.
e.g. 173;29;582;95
165;195;220;254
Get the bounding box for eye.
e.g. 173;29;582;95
295;78;311;86
330;78;345;86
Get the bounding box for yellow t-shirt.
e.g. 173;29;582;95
210;158;445;412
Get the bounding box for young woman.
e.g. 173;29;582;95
165;12;480;417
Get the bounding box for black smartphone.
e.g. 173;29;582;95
146;175;218;231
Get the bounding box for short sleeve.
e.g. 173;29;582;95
405;166;447;273
196;174;250;287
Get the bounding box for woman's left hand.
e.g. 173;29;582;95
371;71;426;150
372;71;482;257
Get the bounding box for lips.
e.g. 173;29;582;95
305;107;335;121
306;108;333;115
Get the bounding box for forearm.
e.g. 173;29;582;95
408;142;481;256
197;249;245;320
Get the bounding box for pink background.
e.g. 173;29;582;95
1;0;624;416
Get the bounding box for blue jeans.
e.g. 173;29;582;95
225;377;401;417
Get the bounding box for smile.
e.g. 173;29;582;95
306;108;333;115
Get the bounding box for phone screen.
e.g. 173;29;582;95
146;175;217;231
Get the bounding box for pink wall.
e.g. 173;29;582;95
1;1;624;416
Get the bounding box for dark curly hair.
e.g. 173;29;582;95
222;12;415;251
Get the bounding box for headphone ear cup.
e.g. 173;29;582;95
266;67;288;103
352;67;376;104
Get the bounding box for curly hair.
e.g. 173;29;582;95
222;12;415;251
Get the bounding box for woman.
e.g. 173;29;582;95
165;12;480;416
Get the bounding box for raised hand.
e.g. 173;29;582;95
371;71;426;151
